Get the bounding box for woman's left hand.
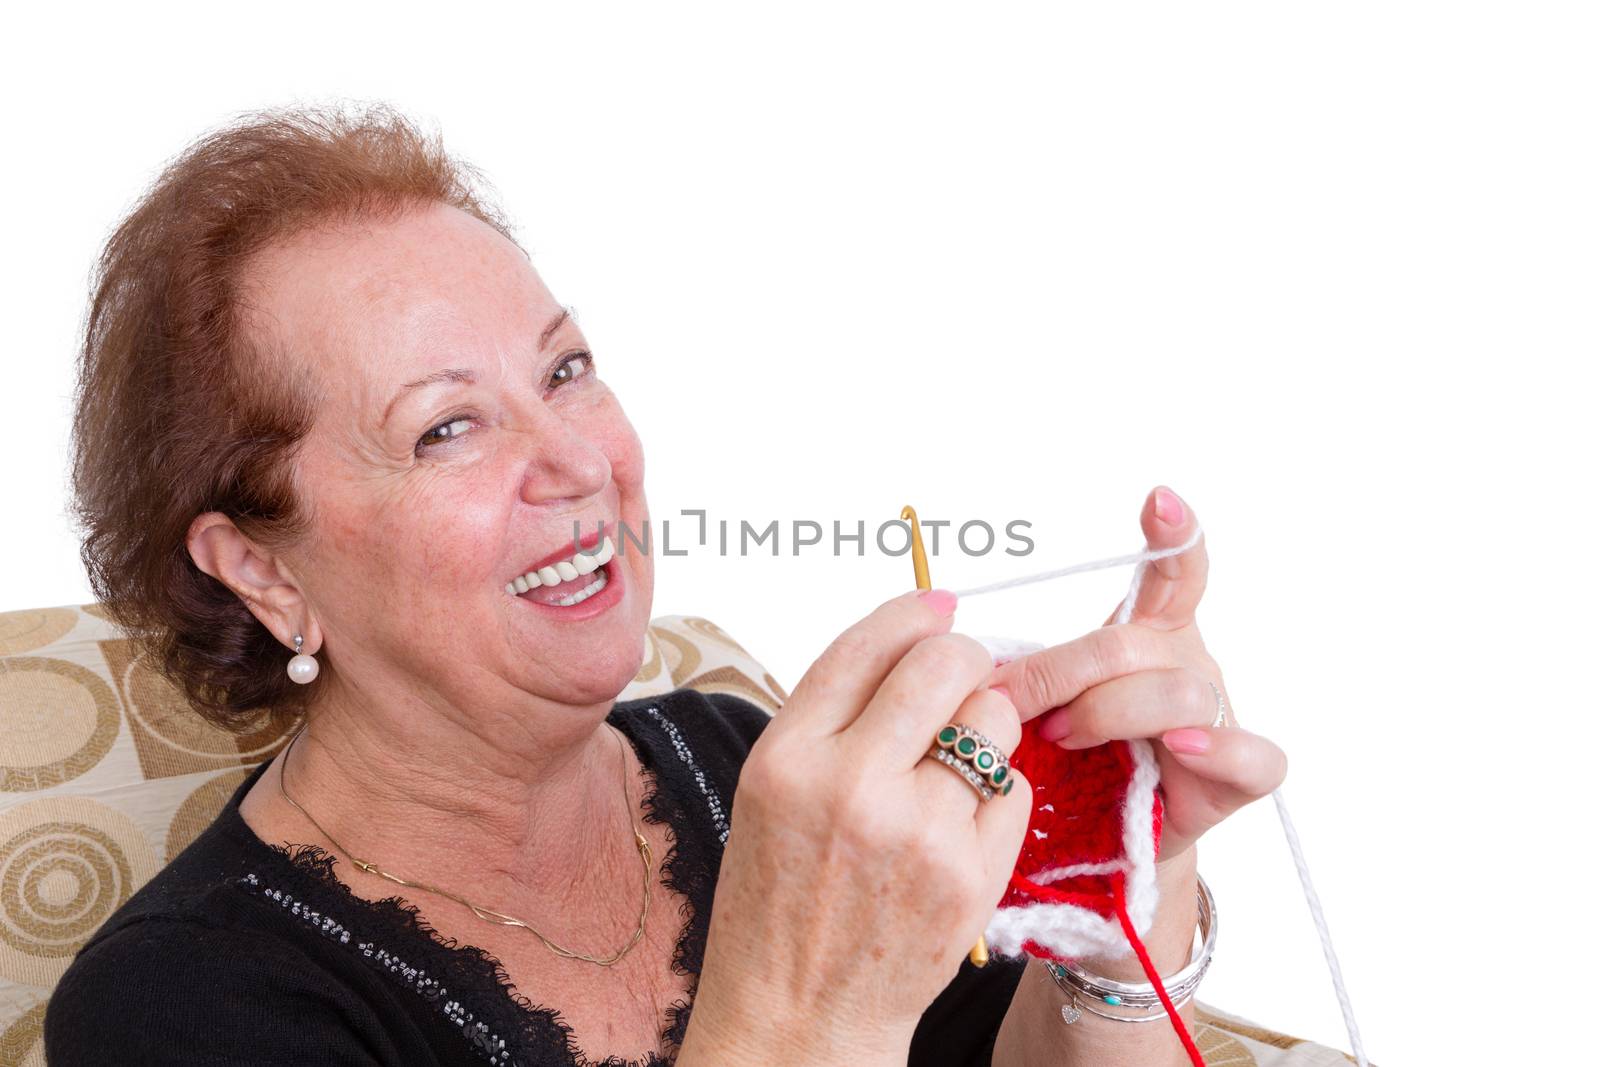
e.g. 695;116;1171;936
988;485;1287;862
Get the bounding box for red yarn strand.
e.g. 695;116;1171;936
1111;872;1205;1067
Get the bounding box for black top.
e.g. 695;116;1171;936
44;689;1025;1066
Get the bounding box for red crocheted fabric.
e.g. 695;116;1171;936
978;640;1166;964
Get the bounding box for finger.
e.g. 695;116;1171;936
1160;726;1288;801
973;764;1032;904
846;632;995;770
1035;667;1219;750
914;686;1022;814
988;624;1180;724
779;588;959;738
1101;485;1209;632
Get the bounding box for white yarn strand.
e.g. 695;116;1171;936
951;524;1206;601
1271;789;1370;1067
957;524;1370;1065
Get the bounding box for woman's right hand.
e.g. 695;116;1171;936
680;589;1032;1066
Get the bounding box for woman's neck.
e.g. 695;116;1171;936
247;680;648;914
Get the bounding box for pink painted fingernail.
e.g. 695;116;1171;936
918;588;958;616
1163;728;1210;754
1154;488;1185;526
1037;708;1071;742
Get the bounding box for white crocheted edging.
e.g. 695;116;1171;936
983;736;1161;960
970;634;1162;961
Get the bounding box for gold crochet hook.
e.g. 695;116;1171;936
902;504;990;970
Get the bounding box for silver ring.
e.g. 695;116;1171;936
1207;680;1228;728
927;747;995;801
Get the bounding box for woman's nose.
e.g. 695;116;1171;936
515;416;612;506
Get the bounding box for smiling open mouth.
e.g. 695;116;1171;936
504;536;616;607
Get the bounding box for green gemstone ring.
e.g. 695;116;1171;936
926;722;1013;803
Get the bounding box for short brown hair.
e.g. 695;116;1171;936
72;102;519;734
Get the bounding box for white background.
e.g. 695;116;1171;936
6;4;1596;1063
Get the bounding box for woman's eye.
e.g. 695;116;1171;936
550;351;593;387
416;417;473;453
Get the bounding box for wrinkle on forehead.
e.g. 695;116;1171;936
487;335;513;391
240;206;547;418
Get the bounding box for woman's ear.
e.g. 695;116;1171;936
186;513;319;653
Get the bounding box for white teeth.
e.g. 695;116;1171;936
553;569;609;606
507;536;618;595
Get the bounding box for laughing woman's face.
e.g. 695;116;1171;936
240;202;655;714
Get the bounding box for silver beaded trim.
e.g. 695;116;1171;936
236;872;522;1066
645;705;731;845
238;872;352;946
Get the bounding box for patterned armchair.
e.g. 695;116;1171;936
0;604;1356;1065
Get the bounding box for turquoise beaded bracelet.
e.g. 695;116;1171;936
1043;875;1216;1025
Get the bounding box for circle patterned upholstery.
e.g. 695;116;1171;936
0;604;784;1062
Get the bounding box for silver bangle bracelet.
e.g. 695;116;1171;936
1043;874;1216;1025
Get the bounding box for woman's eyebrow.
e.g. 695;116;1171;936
539;306;572;349
381;368;475;427
379;309;572;427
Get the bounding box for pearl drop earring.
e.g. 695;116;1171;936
287;634;320;685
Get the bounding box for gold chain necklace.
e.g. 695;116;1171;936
276;722;654;967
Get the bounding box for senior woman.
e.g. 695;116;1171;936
43;105;1286;1067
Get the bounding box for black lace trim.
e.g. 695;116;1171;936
229;701;718;1067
